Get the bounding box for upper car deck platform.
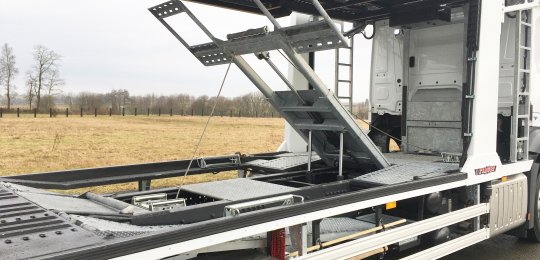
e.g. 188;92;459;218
184;0;468;23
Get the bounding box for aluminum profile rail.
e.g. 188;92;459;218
401;229;490;260
300;203;489;260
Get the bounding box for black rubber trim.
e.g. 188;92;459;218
48;173;466;260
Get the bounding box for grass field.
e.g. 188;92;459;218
0;116;285;193
1;114;379;194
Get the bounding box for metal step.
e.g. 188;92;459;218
281;106;333;113
295;123;347;132
274;90;388;168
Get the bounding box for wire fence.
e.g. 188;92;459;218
0;107;283;119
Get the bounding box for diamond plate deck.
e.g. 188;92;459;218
245;153;321;172
354;153;460;186
182;178;298;201
0;184;103;260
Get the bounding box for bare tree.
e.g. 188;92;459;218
27;45;62;111
0;43;19;110
45;68;64;109
25;71;37;110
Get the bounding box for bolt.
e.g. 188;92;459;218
39;234;46;238
4;240;12;244
22;237;29;241
55;231;62;235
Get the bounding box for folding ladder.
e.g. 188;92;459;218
149;0;390;171
510;9;532;162
335;23;354;113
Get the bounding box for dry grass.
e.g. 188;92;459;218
0;116;284;193
0;115;386;194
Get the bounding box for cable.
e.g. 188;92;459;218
175;63;232;199
360;23;375;40
277;49;300;71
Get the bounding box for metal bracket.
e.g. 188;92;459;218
224;195;304;217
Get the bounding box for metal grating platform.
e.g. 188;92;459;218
245;152;321;172
354;153;460;186
182;178;298;201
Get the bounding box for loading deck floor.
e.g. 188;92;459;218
354;152;460;186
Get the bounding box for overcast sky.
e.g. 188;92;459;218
0;0;372;100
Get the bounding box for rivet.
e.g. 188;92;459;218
4;240;12;244
39;234;46;238
22;237;29;241
55;231;63;235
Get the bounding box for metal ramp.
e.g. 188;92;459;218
510;9;532;162
149;0;390;170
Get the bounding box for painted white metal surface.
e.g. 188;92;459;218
370;19;404;116
400;229;490;260
462;0;504;171
300;204;489;260
531;7;540;127
499;14;517;115
280;13;311;153
530;8;540;152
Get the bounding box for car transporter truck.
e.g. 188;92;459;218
1;0;540;259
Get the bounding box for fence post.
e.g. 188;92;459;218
80;108;83;117
0;108;2;118
147;107;150;116
33;108;36;118
170;108;173;116
109;108;112;116
134;108;137;116
181;108;184;116
122;107;125;116
158;108;161;116
66;108;69;117
95;108;97;117
17;108;20;118
50;108;53;118
239;110;241;117
191;108;194;116
255;111;258;118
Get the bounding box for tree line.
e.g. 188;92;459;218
58;90;278;117
0;43;63;112
0;42;369;118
